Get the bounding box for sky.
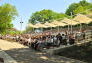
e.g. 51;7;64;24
0;0;91;31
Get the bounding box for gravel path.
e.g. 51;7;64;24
0;39;85;63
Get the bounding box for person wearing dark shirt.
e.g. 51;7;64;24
56;33;62;46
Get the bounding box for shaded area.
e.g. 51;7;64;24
4;48;58;63
4;48;84;63
56;41;92;63
0;57;4;63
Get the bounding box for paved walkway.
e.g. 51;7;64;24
0;49;17;63
0;39;85;63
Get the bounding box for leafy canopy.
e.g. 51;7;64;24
29;9;68;24
65;0;92;15
0;3;18;34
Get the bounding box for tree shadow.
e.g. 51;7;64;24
4;48;57;63
3;47;85;63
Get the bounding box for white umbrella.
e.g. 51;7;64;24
61;18;79;33
44;22;57;27
73;14;92;31
28;23;39;28
51;20;67;32
44;22;57;32
73;14;92;24
35;23;48;32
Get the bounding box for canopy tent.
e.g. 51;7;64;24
28;23;39;28
28;14;92;33
61;18;79;25
28;23;39;33
44;22;57;27
73;14;92;24
34;23;49;32
51;20;67;32
51;20;67;26
73;14;92;31
35;23;48;28
60;18;79;33
44;22;57;32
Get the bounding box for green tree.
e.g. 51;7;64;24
29;9;67;24
73;6;85;14
65;3;80;15
65;0;92;16
0;3;18;34
79;0;89;6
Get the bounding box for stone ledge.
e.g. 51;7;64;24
0;49;17;63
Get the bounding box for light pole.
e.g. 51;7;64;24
20;17;23;33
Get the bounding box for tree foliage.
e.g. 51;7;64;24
0;3;18;34
74;6;85;14
65;0;92;15
29;9;68;24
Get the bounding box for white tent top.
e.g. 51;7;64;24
51;20;67;26
44;22;57;27
35;23;48;28
73;14;92;24
28;23;39;28
61;18;79;25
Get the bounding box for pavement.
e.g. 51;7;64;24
0;49;17;63
0;39;85;63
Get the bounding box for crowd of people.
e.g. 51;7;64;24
0;29;89;51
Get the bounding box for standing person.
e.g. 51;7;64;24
30;39;36;49
69;34;75;45
46;36;52;49
62;34;67;45
27;37;31;46
50;35;54;46
65;32;69;45
56;33;62;46
82;30;86;40
53;35;57;45
16;35;19;42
